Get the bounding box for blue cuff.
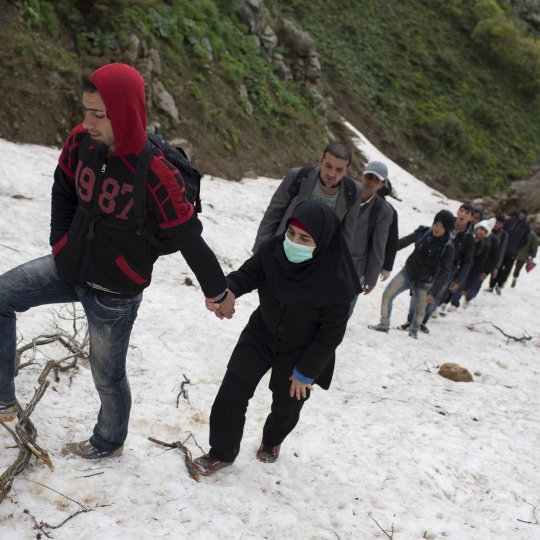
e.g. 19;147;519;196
293;367;314;384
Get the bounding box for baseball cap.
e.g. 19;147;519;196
363;161;388;181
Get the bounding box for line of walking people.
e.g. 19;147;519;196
1;63;536;483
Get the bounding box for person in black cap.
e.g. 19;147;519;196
369;210;454;339
491;208;530;293
193;200;361;476
403;202;474;332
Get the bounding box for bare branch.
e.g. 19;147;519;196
1;307;88;504
176;374;191;407
517;503;539;525
149;432;202;482
367;512;395;539
467;321;533;343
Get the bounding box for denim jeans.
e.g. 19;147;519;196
464;276;484;302
408;273;452;326
380;269;430;331
0;255;142;451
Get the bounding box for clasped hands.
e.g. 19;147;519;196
205;290;236;319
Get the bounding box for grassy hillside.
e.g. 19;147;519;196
1;0;540;196
270;0;540;196
0;0;326;180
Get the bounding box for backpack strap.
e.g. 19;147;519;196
415;227;430;247
341;176;358;209
288;166;316;198
133;140;154;236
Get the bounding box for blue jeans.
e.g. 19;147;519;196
0;256;142;451
464;276;484;302
380;270;430;331
408;273;452;326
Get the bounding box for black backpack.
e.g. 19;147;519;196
134;133;202;255
289;166;358;212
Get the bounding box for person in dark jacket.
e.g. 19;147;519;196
486;213;509;292
0;64;234;456
192;201;361;476
423;202;474;325
369;210;454;339
512;228;538;287
492;208;531;293
447;219;494;308
403;202;474;332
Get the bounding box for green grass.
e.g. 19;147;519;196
267;0;540;195
10;0;540;194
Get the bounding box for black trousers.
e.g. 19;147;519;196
493;255;516;287
513;260;526;279
208;369;308;463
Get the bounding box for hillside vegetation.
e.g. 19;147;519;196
1;0;540;197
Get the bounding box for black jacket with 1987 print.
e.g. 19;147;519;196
50;64;226;297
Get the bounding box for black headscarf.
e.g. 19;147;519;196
257;200;361;308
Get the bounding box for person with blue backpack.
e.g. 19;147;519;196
368;210;455;338
0;63;234;458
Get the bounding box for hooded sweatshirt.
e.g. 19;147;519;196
50;63;226;296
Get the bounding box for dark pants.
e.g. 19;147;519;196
493;255;516;287
513;260;526;279
208;368;308;463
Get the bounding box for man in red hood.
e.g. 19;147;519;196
0;63;234;459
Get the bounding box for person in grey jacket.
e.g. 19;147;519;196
252;142;362;253
348;161;393;300
253;150;392;311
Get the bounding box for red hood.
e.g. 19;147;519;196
89;63;147;155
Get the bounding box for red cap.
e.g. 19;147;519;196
288;218;309;233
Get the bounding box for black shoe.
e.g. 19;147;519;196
192;453;232;476
398;322;411;331
420;324;430;334
65;440;123;460
256;443;281;463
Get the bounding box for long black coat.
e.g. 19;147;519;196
226;254;350;390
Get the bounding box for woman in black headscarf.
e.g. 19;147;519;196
193;200;361;476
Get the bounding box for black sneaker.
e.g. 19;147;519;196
256;443;281;463
398;322;411;331
420;324;430;334
192;454;232;476
0;403;17;422
65;440;123;460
